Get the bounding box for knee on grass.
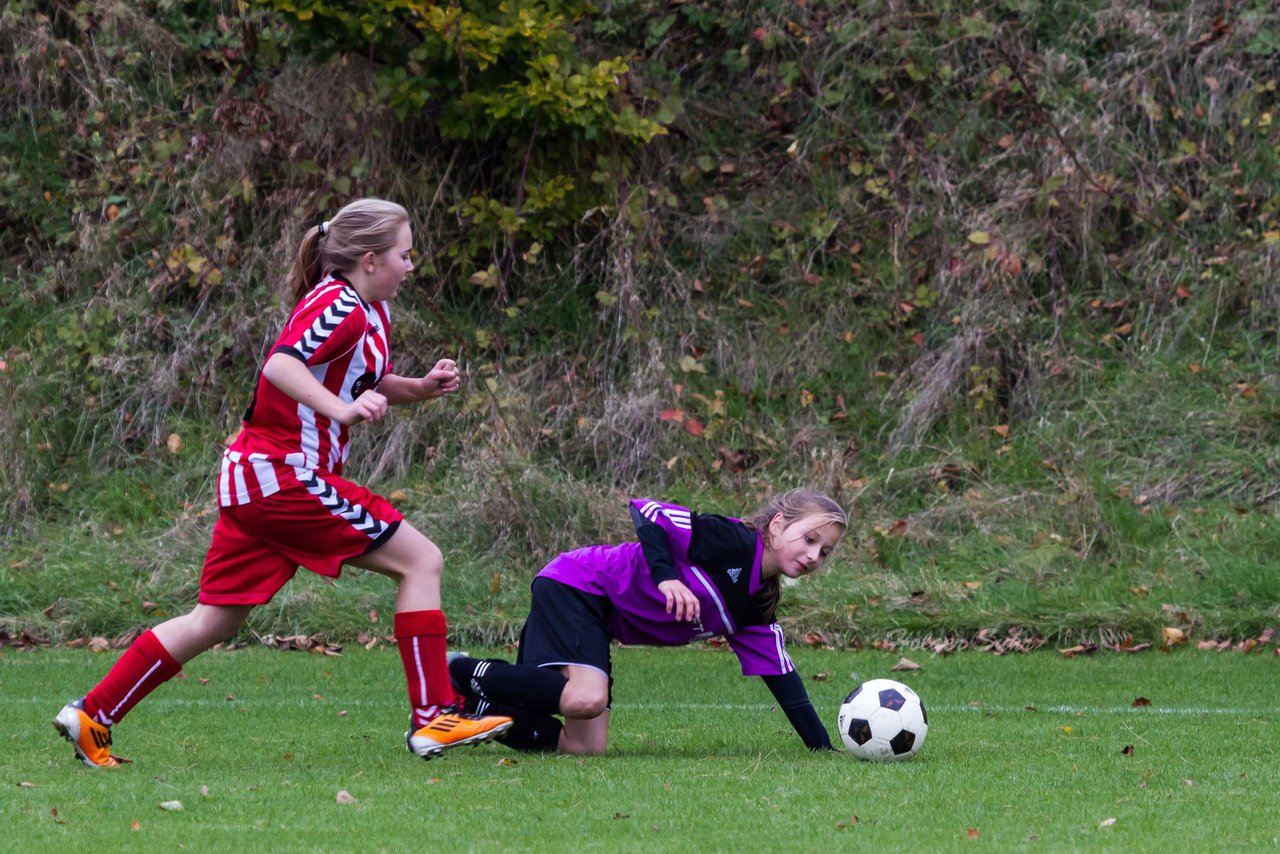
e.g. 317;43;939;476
559;685;608;719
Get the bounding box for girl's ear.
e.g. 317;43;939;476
764;511;784;548
361;250;378;273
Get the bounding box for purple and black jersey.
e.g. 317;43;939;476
536;498;796;678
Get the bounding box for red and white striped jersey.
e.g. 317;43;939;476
219;275;392;507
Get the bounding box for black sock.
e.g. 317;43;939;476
470;696;562;753
452;656;567;717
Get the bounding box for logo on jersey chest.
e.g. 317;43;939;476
351;371;378;398
727;567;743;583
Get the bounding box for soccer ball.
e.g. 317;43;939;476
837;678;928;761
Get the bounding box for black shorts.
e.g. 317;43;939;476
518;577;615;705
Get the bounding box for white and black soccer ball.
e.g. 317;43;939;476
837;678;928;761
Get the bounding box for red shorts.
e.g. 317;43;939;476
198;470;403;606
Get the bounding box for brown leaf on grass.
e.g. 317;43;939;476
890;656;921;671
496;757;518;766
1132;697;1152;707
716;447;755;472
335;790;356;804
802;631;830;647
1099;817;1117;827
811;672;829;681
158;801;183;811
1162;627;1186;646
88;637;111;652
112;627;143;649
1258;627;1275;644
17;781;36;788
1121;745;1134;755
1196;640;1219;650
130;820;140;831
1058;643;1098;658
967;828;980;839
51;807;65;825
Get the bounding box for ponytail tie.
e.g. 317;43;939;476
317;220;329;237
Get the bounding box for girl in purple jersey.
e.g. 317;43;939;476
448;488;847;754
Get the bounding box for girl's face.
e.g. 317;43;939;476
760;512;844;580
357;221;414;302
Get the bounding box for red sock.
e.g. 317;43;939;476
394;610;455;729
82;630;182;726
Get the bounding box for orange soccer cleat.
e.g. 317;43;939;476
406;708;513;759
53;700;130;768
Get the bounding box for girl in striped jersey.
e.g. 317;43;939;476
449;489;846;754
54;198;511;767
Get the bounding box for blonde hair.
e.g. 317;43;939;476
286;198;410;301
745;488;847;617
745;488;848;545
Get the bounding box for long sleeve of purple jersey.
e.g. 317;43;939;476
762;671;834;750
629;498;689;586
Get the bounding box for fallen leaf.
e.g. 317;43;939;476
200;786;209;796
88;637;111;652
1100;817;1117;827
803;631;829;647
890;656;921;671
130;820;140;831
1058;643;1098;657
335;790;356;804
1162;627;1186;646
1132;697;1152;707
158;801;183;811
166;433;183;454
18;781;36;788
967;828;981;839
496;757;518;766
1121;744;1134;755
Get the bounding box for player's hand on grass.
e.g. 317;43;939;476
658;579;700;622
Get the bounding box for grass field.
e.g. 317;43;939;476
3;646;1277;852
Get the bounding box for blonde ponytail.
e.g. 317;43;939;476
285;198;410;302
